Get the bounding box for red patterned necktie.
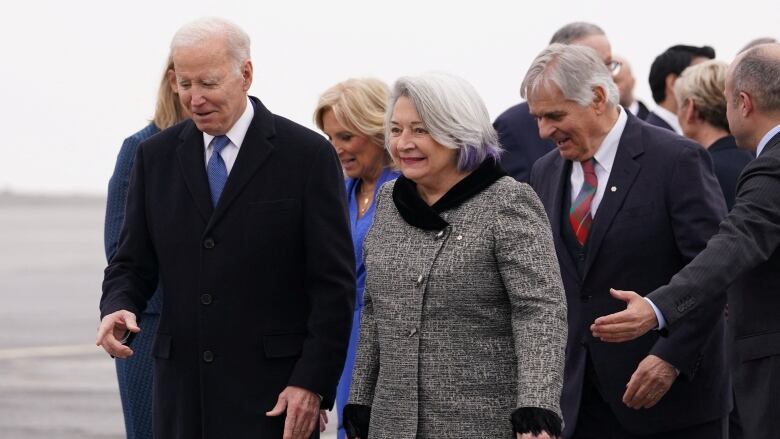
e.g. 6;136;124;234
570;158;597;246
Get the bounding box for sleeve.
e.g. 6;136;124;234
495;182;567;419
100;144;159;318
286;141;356;409
104;135;139;263
648;144;729;376
649;151;780;328
347;188;385;408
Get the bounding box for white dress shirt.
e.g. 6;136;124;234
627;101;639;116
757;123;780;157
203;96;255;174
652;106;683;135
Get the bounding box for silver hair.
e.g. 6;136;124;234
170;17;251;72
732;44;780;113
520;43;619;108
738;37;778;54
387;72;502;172
549;22;605;45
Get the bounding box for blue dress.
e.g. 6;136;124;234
337;168;399;439
104;123;162;439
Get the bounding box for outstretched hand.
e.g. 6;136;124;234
590;289;657;342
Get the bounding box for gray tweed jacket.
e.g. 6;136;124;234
349;176;567;438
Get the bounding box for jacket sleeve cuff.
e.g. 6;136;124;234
343;404;371;439
511;407;562;437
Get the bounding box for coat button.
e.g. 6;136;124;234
203;238;215;249
408;327;418;337
435;230;444;239
201;293;213;305
203;350;214;363
415;274;424;286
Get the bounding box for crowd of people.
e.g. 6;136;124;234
96;16;780;439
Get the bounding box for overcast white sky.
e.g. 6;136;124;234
1;0;776;194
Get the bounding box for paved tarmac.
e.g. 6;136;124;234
0;194;337;438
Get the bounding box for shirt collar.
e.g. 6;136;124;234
203;96;255;150
627;101;639;116
592;106;628;173
756;123;780;157
653;106;683;135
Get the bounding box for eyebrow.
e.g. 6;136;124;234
390;120;425;125
532;110;567;119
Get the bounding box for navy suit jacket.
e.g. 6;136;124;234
707;135;753;210
635;100;650;121
101;97;355;438
530;112;730;435
645;111;674;131
493;102;555;182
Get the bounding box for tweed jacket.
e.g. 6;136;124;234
349;176;567;438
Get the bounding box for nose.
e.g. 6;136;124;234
396;128;415;150
331;141;344;155
190;89;206;107
537;118;555;140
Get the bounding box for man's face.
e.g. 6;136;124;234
173;37;252;136
613;59;635;107
528;84;602;162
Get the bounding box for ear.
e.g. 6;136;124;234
241;60;253;91
167;69;177;94
665;73;678;96
591;85;608;114
739;91;754;117
684;98;698;123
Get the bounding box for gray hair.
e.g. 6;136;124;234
387;72;501;172
170;17;251;72
738;37;778;54
731;44;780;113
521;43;619;108
549;22;605;45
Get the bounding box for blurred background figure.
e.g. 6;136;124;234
103;54;189;439
344;72;567;439
613;54;650;120
674;60;753;209
739;36;777;53
494;22;618;183
314;78;399;439
646;44;716;133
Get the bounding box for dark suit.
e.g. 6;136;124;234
648;130;780;437
708;135;753;210
634;101;650;121
493;102;555;182
101;97;356;438
645;111;674;131
530;112;730;437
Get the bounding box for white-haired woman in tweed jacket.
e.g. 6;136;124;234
343;72;567;439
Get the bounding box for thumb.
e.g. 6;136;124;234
265;395;287;416
123;312;141;333
609;288;635;303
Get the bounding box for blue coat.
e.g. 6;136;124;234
104;123;162;439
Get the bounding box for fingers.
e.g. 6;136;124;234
265;394;288;417
319;410;328;432
268;386;319;439
95;311;137;358
517;433;553;439
591;289;656;342
623;356;675;409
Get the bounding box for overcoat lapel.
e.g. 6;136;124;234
582;114;644;277
546;156;579;281
177;121;213;223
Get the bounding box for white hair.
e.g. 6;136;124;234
170;17;251;72
387;72;501;172
521;43;619;108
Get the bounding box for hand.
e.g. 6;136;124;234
591;289;657;342
266;386;320;439
95;310;139;358
623;355;678;409
319;410;328;433
517;432;556;439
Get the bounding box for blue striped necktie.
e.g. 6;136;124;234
207;135;230;207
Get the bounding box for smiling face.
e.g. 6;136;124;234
388;96;460;189
528;84;604;162
321;109;386;181
173;37;252;135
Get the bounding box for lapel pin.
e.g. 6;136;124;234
610;186;617;192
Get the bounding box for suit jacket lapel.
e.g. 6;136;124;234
583;114;644;277
547;156;579;281
207;97;276;231
177;121;214;223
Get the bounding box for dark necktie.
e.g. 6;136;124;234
570;158;597;246
207;135;230;207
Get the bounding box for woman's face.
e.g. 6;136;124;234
388;96;459;187
321;109;385;180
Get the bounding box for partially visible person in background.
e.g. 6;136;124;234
613;54;650;120
494;22;618;183
646;44;716;133
314;78;399;439
103;54;188;439
674;60;753;209
344;72;567;439
739;36;777;54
